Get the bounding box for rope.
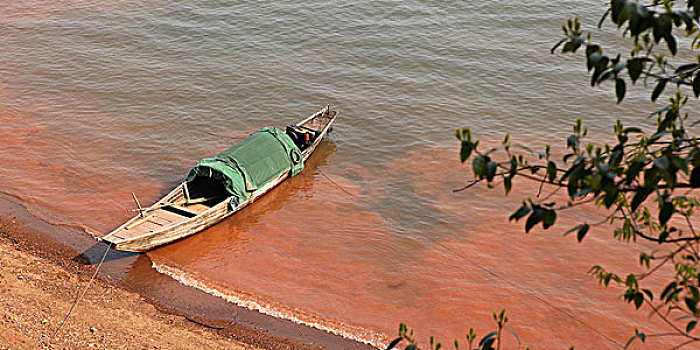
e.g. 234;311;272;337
185;315;237;330
48;242;113;344
316;169;624;348
317;168;356;198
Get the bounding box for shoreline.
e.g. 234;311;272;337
0;194;375;350
0;233;251;350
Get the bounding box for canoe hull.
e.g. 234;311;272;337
110;195;235;252
103;106;336;252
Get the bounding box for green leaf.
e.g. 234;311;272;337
542;209;557;229
611;0;625;24
598;70;615;84
627;58;644;83
567;175;579;198
616;78;626;103
481;339;495;350
486;161;498;182
659;201;673;225
484;148;499;156
405;345;417;350
686;297;698;314
504;176;512;194
562;41;575;53
651;79;667;102
387;338;402;350
687;320;697;334
473;155;486;177
509;206;531;221
653;14;672;43
630;190;648;212
661;282;679;301
624;332;646;349
690;286;699;301
603;187;619;208
679;9;695;28
666;35;677;55
694;72;700;98
576;224;590;242
630;6;654;36
590;57;610;86
564;224;586;237
691;166;700;188
633;292;644;309
675;63;699;75
460;141;472;163
479;331;498;346
649;130;669;143
525;209;542;233
587;52;602;72
547;161;557;182
505;326;521;345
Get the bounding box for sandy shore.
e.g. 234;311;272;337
0;194;373;350
0;225;257;350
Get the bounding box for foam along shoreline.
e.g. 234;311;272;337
0;193;376;350
0;225;252;349
152;259;389;349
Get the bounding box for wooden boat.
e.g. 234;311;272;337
102;105;338;252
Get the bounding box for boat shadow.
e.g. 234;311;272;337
74;141;337;264
146;141;337;257
73;240;139;265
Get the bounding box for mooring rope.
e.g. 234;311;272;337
185;315;237;330
48;242;113;344
317;168;356;198
316;168;624;348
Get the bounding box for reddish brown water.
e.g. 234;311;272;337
1;1;694;348
148;145;677;348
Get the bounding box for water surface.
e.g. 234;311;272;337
0;1;689;348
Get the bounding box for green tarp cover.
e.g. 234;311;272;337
186;127;304;207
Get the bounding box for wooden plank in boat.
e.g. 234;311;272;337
125;213;156;230
120;220;164;238
182;203;210;214
121;209;184;233
149;209;186;225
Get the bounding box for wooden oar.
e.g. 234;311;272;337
132;193;144;217
125;213;156;230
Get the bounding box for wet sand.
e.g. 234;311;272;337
0;234;254;350
0;217;256;349
0;194;375;350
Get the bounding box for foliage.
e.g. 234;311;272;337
392;1;700;349
457;0;700;348
387;310;523;350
